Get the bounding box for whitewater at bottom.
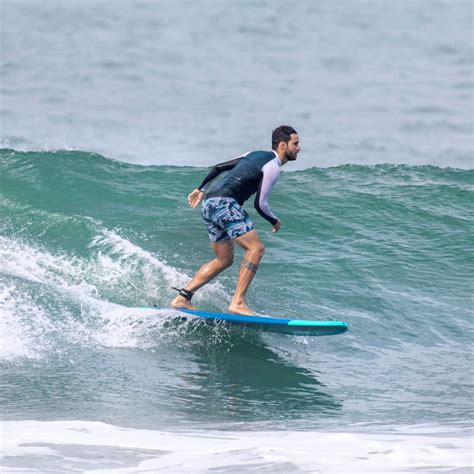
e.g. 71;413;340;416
1;420;471;473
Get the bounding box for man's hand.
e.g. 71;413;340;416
272;219;281;233
188;189;205;208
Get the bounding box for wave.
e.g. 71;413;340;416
1;147;473;362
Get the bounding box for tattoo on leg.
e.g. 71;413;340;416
241;259;258;273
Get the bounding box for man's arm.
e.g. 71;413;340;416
254;159;280;227
197;155;245;192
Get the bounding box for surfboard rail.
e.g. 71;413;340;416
175;308;349;336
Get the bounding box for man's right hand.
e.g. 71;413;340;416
188;189;205;208
272;219;281;233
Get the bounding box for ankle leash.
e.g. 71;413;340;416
172;287;194;301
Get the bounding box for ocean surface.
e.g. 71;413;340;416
1;0;473;472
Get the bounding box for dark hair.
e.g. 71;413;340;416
272;125;297;150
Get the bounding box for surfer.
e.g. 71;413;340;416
171;125;300;315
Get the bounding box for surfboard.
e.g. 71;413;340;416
168;308;349;336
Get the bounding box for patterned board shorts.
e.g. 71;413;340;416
201;197;255;242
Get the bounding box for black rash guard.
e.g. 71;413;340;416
197;150;281;225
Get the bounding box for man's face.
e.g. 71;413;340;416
284;133;300;161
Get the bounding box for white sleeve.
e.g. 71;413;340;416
254;158;280;224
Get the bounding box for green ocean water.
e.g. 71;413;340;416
1;148;473;431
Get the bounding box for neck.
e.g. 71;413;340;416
275;150;288;165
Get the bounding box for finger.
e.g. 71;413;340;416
191;198;200;208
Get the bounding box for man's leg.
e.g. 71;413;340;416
228;229;265;315
170;240;234;310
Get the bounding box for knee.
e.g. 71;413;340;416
253;243;265;258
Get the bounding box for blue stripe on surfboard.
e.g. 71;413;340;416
287;320;346;327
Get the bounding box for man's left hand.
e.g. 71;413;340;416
188;189;205;208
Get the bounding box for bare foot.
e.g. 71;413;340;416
170;295;197;311
228;302;254;316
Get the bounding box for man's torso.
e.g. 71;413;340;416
205;150;278;205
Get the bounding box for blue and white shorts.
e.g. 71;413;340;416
201;197;255;242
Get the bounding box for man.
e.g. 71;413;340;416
171;125;300;315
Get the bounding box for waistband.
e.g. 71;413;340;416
203;194;244;206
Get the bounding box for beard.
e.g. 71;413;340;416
285;150;298;161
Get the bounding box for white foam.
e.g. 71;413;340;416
88;305;173;349
0;235;99;297
0;228;231;359
0;277;97;362
0;282;42;360
0;420;471;473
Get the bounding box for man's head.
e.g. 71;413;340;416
271;125;300;163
